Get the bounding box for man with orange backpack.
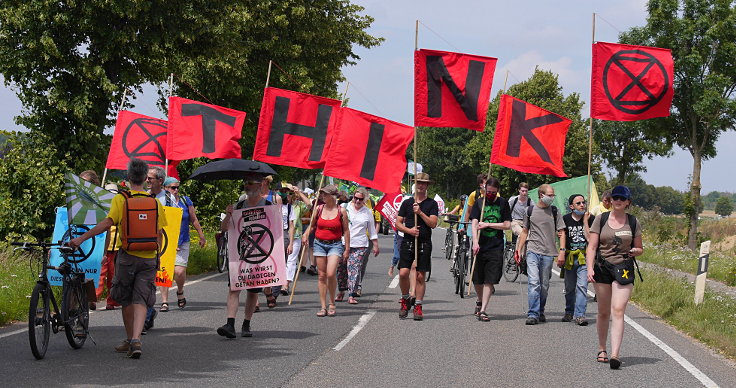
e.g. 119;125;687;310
70;158;167;359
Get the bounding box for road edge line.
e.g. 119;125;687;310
333;310;376;351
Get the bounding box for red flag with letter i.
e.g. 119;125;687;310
491;95;570;177
414;49;497;131
591;42;674;121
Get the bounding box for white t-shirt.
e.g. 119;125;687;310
346;202;378;248
281;204;297;231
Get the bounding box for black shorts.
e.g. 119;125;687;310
398;239;432;272
593;261;615;284
472;248;503;285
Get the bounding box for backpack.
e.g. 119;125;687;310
596;211;643;281
120;191;160;252
520;205;558;276
511;196;532;214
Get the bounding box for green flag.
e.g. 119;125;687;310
64;173;115;225
528;176;600;212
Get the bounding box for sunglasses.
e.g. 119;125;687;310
354;196;365;202
612;196;628;201
169;186;180;190
244;180;261;185
574;201;586;205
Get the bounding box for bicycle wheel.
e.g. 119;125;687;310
62;278;88;349
444;229;454;261
503;246;520;282
455;246;466;297
28;283;51;360
216;233;228;273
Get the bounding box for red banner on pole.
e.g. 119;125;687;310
323;108;414;193
107;110;168;170
253;87;342;169
591;42;674;121
166;96;245;160
375;191;407;232
414;49;497;131
491;95;570;177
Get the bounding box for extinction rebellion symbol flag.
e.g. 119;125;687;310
591;42;674;121
106;110;168;170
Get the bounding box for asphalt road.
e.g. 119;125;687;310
1;229;734;387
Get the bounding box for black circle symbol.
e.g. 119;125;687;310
603;49;670;114
122;118;167;167
237;224;274;265
160;229;169;256
60;226;94;264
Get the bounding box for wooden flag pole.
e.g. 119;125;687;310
587;13;596;202
101;88;129;185
265;60;273;89
165;73;174;174
413;19;419;272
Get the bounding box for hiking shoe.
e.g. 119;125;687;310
574;316;589;326
217;324;237;339
144;309;157;331
399;298;410;319
538;314;546;323
241;321;253;337
525;317;538;325
115;339;131;353
127;341;142;359
562;313;573;322
412;305;424;321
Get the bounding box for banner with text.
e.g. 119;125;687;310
376;192;409;232
48;207;105;286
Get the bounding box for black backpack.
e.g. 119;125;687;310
596;212;643;281
511;196;532;214
519;205;557;276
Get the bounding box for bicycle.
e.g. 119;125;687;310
502;238;520;282
442;214;459;261
452;222;472;298
215;232;228;273
13;241;93;360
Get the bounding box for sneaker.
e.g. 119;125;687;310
525;317;538;325
538;314;546;323
144;309;157;331
306;266;318;276
217;324;236;339
562;313;573;322
412;304;424;321
574;316;589;326
399;298;410;319
241;321;253;337
115;339;130;353
127;341;142;359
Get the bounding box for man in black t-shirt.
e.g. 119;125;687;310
395;172;439;321
470;177;511;321
558;194;594;326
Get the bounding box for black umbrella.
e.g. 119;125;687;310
189;159;277;181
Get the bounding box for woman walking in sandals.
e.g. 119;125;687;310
585;185;643;369
303;185;350;317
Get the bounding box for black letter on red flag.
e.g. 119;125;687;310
267;97;333;161
182;104;237;153
426;56;485;121
360;123;384;180
507;99;562;163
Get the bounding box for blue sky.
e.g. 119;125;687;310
0;0;733;193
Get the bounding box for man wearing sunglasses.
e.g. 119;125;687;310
559;194;595;326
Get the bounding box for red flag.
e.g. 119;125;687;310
323;108;414;193
591;42;674;121
107;110;168;170
414;49;497;131
166;96;245;160
253;87;342;169
491;95;570;177
375;192;407;232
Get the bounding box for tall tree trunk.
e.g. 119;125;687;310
687;149;702;250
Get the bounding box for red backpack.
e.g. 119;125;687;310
120;191;160;252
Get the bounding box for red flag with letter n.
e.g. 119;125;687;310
166;96;245;160
323;108;414;193
591;42;674;121
414;49;497;131
253;87;342;169
491;95;570;177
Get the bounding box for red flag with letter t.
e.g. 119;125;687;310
107;110;169;170
591;42;674;121
323;108;414;193
414;49;497;131
253;87;342;169
491;95;570;177
166;96;245;160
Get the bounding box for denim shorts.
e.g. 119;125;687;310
313;238;344;257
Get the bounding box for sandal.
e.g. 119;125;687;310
478;312;490;321
316;308;327;317
348;296;358;304
160;302;169;312
327;304;336;317
335;292;345;302
266;294;277;308
474;303;482;317
597;350;609;363
177;291;186;309
254;305;260;313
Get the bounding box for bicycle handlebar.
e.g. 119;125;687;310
11;241;74;253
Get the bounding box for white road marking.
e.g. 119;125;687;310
552;269;719;387
388;274;399;289
333;310;376;351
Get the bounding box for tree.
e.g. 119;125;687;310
593;120;672;185
621;0;736;249
715;196;734;217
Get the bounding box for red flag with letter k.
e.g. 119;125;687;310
491;95;570;177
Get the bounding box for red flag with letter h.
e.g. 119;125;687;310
491;95;570;177
591;42;674;121
414;49;497;131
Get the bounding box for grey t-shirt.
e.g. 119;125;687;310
508;195;532;220
591;215;642;265
523;205;565;256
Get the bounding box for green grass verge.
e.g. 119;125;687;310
639;243;736;286
631;268;736;360
186;230;219;275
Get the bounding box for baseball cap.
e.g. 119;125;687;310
611;185;632;200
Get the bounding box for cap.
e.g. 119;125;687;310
611;185;632;200
320;184;338;195
163;177;179;187
415;172;432;183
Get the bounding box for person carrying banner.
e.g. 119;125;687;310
146;166;172;326
586;186;643;369
337;187;379;304
282;183;306;294
302;185;350;317
159;177;206;310
69;158;166;359
470;177;511;321
590;190;612;217
217;174;277;338
508;182;532;239
396;173;439;321
515;184;565;325
559;194;594;326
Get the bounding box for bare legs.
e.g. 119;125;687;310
594;282;633;359
316;255;339;309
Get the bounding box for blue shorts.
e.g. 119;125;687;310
313;238;344;257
